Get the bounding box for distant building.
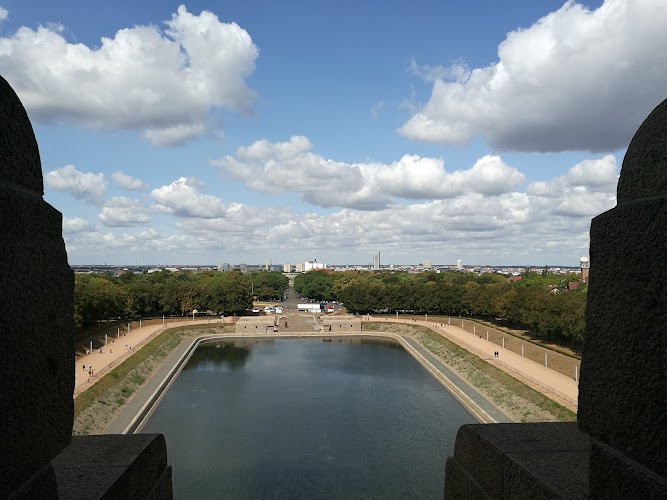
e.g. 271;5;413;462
371;252;381;270
218;263;231;272
423;260;432;269
580;257;590;283
457;259;463;270
283;263;291;273
302;260;326;272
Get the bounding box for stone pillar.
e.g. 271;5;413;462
578;98;667;495
0;75;74;497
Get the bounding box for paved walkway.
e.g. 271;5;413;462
74;318;229;395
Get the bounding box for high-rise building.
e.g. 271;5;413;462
457;259;463;270
423;260;432;269
283;263;291;273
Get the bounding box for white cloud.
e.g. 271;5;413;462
527;155;618;217
62;154;618;264
236;135;313;161
151;177;227;218
44;165;107;204
62;217;93;233
0;5;258;146
0;7;8;22
409;58;470;83
98;197;150;226
111;171;147;191
370;100;385;119
214;136;525;209
400;0;667;152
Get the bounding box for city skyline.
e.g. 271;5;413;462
1;1;665;265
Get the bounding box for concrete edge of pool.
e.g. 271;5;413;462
102;332;510;435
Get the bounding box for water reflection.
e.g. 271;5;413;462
182;342;253;371
143;338;476;499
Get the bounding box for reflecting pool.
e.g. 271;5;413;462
141;338;476;499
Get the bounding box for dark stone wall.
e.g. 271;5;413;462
0;75;74;497
578;98;667;482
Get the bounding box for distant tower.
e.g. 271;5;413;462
457;259;463;270
580;257;590;283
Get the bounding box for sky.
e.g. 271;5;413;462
1;0;665;267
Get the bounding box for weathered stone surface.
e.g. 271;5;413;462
617;98;667;203
444;423;590;499
579;97;667;482
588;438;667;499
0;75;74;497
52;434;173;500
578;199;667;478
0;76;43;193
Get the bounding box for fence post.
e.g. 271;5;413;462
473;325;476;335
575;365;578;382
521;345;524;357
544;353;548;368
486;331;489;341
105;334;108;346
502;338;505;348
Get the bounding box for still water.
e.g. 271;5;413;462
141;338;476;499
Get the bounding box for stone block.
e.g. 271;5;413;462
444;423;590;499
52;434;172;500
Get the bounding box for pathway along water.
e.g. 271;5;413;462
140;338;477;499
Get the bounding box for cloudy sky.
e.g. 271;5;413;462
1;0;665;266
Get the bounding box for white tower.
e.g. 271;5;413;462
580;257;590;283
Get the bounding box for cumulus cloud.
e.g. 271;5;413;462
62;217;93;233
400;0;667;152
214;136;525;209
526;155;618;217
0;7;8;22
98;197;150;226
111;171;147;191
44;165;107;204
0;5;258;146
62;152;618;265
151;177;227;218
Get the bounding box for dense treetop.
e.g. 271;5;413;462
295;269;586;343
74;270;288;330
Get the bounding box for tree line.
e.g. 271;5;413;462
295;269;587;344
74;270;288;330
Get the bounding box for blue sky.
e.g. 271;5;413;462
1;0;664;266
